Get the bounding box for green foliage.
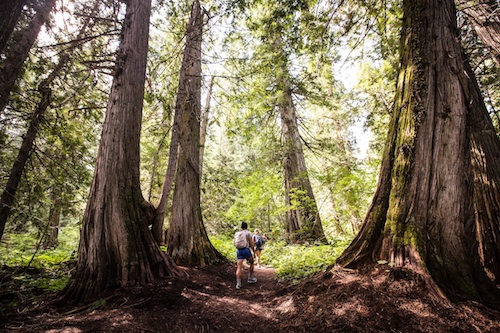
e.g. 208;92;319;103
0;265;70;315
0;0;111;237
209;234;237;261
224;169;284;230
263;240;349;283
0;227;78;269
0;230;78;313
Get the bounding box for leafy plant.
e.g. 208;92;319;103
263;241;348;283
209;235;237;261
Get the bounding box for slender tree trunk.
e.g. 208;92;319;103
327;187;346;236
62;0;179;303
147;131;170;202
336;0;500;308
0;4;99;242
199;76;214;178
0;0;56;115
43;187;61;249
279;75;327;244
152;110;180;244
0;79;51;241
0;0;27;54
166;0;222;266
458;0;500;65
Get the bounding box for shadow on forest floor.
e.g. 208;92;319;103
1;262;500;332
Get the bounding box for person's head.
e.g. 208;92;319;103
254;229;260;234
241;221;248;230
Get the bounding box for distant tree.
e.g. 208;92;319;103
0;0;57;115
0;0;27;54
217;0;329;244
0;68;52;241
42;187;61;249
62;0;179;302
0;1;102;242
278;63;327;244
336;0;500;308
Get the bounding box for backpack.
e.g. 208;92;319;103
254;235;263;248
234;231;247;249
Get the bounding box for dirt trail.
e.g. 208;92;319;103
2;262;288;333
176;263;289;332
3;262;500;332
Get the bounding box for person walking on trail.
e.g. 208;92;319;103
234;221;257;289
252;229;266;267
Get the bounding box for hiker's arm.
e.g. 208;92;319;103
249;234;255;250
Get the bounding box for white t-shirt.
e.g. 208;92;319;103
240;229;253;248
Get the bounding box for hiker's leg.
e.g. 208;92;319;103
236;259;243;288
248;254;254;275
236;259;243;279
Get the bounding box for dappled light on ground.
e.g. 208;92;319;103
2;263;500;332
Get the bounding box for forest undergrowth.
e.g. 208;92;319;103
1;234;500;332
1;261;500;332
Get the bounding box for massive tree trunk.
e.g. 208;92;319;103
0;0;27;54
0;0;56;116
458;0;500;65
279;75;327;244
166;0;222;266
336;0;500;308
62;0;179;303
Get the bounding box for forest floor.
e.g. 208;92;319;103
1;261;500;332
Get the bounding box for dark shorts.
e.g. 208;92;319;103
236;247;253;260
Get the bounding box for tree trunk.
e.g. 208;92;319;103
336;0;500;308
151;106;180;244
199;76;214;178
458;0;500;65
279;76;327;244
0;0;27;54
0;5;98;242
0;79;51;241
0;0;56;115
43;187;61;249
62;0;179;303
166;0;222;266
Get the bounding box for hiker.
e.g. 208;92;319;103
253;229;266;267
234;221;257;289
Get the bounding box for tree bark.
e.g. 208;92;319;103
458;0;500;65
199;76;214;178
0;0;27;54
0;0;56;116
336;0;500;308
166;0;222;266
62;0;179;303
43;187;61;249
151;107;180;244
279;75;327;244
